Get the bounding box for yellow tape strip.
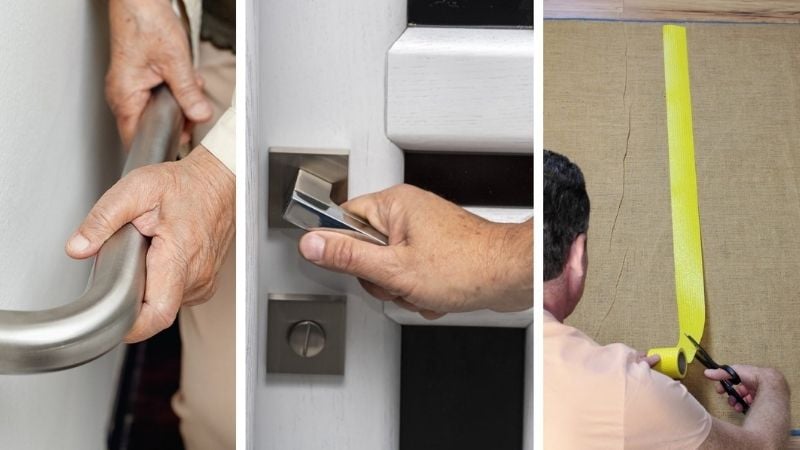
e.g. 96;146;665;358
647;25;706;379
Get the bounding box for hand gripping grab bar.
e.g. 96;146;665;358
0;84;183;373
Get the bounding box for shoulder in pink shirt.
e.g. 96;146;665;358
544;310;711;449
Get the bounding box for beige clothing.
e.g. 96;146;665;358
170;40;236;450
544;310;711;449
201;100;235;173
172;247;235;450
182;0;236;174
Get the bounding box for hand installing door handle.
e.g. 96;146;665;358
283;169;388;246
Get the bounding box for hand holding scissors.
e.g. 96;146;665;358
687;335;749;414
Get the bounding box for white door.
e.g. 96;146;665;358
246;0;533;448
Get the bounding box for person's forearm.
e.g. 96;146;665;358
742;368;791;448
490;219;533;312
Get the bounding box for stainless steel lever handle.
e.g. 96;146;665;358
0;84;183;373
283;169;388;246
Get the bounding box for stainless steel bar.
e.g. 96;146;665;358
283;169;389;246
0;85;183;373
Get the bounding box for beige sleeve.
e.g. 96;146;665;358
624;361;712;449
201;91;236;174
179;0;235;174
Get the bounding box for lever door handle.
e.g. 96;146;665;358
283;169;388;246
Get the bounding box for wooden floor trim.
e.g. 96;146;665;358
544;0;800;24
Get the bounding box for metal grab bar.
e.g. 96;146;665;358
0;85;183;373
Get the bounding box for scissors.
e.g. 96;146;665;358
686;335;749;414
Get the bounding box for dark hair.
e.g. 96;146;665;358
544;150;590;281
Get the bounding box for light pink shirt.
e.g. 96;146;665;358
544;310;712;449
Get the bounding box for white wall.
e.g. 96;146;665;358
0;2;125;449
249;0;407;448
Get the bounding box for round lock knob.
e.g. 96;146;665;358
287;320;326;358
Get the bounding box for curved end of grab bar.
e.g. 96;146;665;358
0;86;183;373
0;226;146;373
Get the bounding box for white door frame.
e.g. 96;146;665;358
246;1;533;448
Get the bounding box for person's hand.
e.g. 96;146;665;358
700;365;790;448
107;0;212;147
636;352;661;368
65;146;234;342
704;364;783;413
297;184;532;318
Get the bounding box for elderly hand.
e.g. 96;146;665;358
297;184;532;319
65;146;234;342
107;0;212;147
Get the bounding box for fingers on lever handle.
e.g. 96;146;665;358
283;169;388;246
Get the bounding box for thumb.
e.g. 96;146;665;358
299;231;403;288
643;354;661;368
161;57;211;123
66;169;160;259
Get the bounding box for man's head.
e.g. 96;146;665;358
544;150;590;321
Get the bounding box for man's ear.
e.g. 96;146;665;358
566;234;587;277
564;234;588;300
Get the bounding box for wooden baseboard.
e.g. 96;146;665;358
544;0;800;23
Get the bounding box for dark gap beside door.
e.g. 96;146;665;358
404;152;533;207
400;326;525;450
408;0;533;27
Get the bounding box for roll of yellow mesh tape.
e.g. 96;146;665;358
646;25;706;380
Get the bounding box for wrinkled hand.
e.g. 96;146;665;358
297;184;532;319
704;364;773;413
107;0;212;147
66;147;234;342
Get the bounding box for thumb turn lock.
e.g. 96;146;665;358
287;320;326;358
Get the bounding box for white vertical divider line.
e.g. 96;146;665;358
238;0;251;448
533;0;544;449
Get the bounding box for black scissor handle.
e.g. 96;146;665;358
720;364;741;385
721;379;749;414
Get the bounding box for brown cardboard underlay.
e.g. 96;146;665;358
545;20;800;427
